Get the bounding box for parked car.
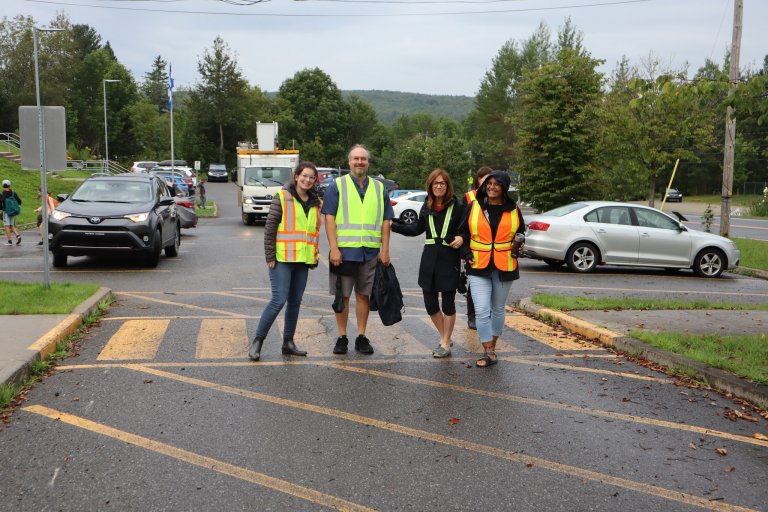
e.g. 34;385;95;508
172;197;199;229
391;191;427;225
523;201;740;277
49;174;181;268
151;171;190;196
390;189;421;199
666;188;684;202
207;163;228;182
131;161;158;174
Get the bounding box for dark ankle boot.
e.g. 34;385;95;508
281;338;307;356
248;335;265;361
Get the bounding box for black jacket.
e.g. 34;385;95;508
392;195;464;293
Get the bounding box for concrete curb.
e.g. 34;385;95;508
734;266;768;280
3;287;113;388
517;297;768;409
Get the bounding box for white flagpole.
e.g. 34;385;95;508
168;63;175;191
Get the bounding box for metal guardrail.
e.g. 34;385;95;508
0;132;21;149
64;159;131;175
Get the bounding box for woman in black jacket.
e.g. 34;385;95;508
392;169;464;358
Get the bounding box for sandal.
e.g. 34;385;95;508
476;352;497;368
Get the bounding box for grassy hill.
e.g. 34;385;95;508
344;90;475;124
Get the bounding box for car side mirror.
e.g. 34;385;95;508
158;198;174;206
57;194;68;202
678;224;688;232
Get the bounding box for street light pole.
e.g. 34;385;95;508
33;25;64;289
103;79;121;172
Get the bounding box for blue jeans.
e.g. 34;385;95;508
467;271;513;344
255;262;309;339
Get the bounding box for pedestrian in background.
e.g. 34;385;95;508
197;179;207;209
460;167;493;329
34;187;57;245
248;162;321;362
322;144;394;355
392;169;464;357
1;179;22;245
459;171;525;367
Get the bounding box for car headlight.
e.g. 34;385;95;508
125;212;150;223
51;210;70;221
244;198;254;204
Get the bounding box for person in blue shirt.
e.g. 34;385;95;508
321;145;395;355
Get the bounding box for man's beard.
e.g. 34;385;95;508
351;167;367;178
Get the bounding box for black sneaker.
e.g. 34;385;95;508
355;335;374;355
332;335;348;354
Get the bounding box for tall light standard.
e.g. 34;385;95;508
33;25;64;289
103;79;121;171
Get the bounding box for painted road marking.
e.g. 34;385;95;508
118;292;246;317
23;405;377;512
119;365;762;512
97;320;169;360
54;360;767;450
279;317;332;353
505;311;595;351
421;318;519;353
196;319;248;359
363;321;432;356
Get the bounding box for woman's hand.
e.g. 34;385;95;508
267;260;276;269
450;236;463;249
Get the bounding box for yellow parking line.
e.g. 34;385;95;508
364;321;432;356
196;319;248;359
119;292;246;317
497;356;669;382
97;320;169;360
122;365;761;512
22;405;377;512
505;312;594;351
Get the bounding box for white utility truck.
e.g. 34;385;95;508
236;122;300;225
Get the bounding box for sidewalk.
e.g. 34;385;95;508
0;287;112;388
517;298;768;409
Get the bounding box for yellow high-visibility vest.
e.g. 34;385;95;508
424;203;454;246
276;190;320;264
335;175;384;248
468;201;520;271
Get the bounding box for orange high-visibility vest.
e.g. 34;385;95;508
275;190;320;264
464;190;477;204
467;201;520;271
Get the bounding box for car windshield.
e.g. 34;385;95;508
209;164;226;171
71;180;153;203
244;166;291;185
542;202;589;217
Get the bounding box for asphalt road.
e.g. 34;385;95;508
1;181;766;512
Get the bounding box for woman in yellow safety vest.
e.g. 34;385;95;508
249;162;322;362
391;169;465;358
458;171;526;368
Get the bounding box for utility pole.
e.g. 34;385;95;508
720;0;743;237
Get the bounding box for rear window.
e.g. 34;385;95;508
541;203;588;217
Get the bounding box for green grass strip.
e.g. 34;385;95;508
631;331;768;385
0;281;100;315
732;237;768;271
531;293;768;312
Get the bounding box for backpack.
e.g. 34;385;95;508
4;194;20;217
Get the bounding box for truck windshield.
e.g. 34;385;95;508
244;167;291;186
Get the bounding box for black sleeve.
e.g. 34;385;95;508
15;192;22;206
458;203;473;259
516;207;526;234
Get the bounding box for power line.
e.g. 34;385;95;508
24;0;651;17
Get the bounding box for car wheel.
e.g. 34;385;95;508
400;209;418;225
693;248;725;278
165;224;180;257
145;230;162;268
543;259;565;268
52;252;67;268
566;242;599;273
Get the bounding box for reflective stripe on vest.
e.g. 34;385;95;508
468;201;520;271
335;174;383;248
276;190;320;264
464;190;476;204
424;203;454;246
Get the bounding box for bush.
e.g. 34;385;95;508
747;187;768;217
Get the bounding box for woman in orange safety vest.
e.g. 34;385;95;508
249;162;322;361
458;171;525;368
460;166;493;330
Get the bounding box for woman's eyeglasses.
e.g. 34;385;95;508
432;181;447;188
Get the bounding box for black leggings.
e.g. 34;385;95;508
423;290;456;316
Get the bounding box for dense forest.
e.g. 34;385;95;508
1;13;767;212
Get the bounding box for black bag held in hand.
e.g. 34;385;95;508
369;262;404;326
332;275;345;313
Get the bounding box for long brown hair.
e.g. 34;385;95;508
425;169;454;209
289;161;318;188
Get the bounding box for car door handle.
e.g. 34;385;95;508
596;229;607;234
640;233;651;238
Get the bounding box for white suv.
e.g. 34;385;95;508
131;161;158;174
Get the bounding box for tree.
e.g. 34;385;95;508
141;56;169;113
276;68;349;164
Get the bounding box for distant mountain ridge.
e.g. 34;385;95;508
344;90;475;124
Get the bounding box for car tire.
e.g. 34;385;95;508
165;224;180;257
693;248;725;278
543;259;565;268
52;252;67;268
400;209;418;225
145;230;162;268
566;242;599;273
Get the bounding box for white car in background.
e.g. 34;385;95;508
390;191;427;225
131;161;158;174
523;201;740;278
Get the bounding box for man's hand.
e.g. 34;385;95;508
329;247;342;266
378;250;391;266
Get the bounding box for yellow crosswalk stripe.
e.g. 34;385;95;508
278;317;331;354
196;319;248;359
97;320;169;360
431;320;519;353
505;311;592;351
364;319;431;355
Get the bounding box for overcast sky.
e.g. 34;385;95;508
5;0;767;96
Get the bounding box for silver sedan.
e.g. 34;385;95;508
523;201;740;278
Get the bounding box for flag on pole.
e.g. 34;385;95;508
167;63;174;110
